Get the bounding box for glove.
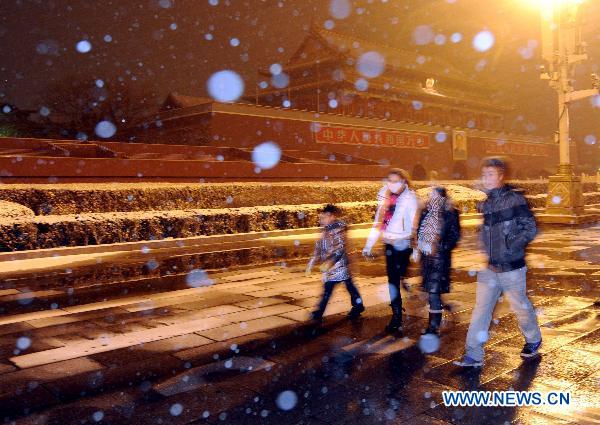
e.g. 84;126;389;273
305;258;315;276
362;246;372;258
319;261;331;272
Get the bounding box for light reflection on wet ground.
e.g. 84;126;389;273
0;224;598;424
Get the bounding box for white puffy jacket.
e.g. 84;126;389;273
364;185;418;252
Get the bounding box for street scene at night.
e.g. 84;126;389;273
0;0;599;424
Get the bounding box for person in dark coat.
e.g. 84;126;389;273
415;186;461;335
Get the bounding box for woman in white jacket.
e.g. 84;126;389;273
362;168;418;333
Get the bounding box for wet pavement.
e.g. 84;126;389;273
0;224;598;424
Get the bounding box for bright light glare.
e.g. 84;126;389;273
522;0;584;8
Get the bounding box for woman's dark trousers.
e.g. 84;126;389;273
384;244;412;330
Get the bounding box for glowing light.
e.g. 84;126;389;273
276;390;298;411
434;34;447;45
584;134;596;145
269;63;282;75
271;72;289;89
95;121;116;138
450;32;462;43
16;337;31;350
355;78;368;91
76;40;92;53
419;334;440;353
252;141;281;169
473;30;495;52
330;0;351;19
207;70;244;102
524;0;584;9
169;404;183;416
357;51;385;78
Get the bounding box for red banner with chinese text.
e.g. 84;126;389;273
314;125;430;149
485;140;549;157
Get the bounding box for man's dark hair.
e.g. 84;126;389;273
321;204;342;215
481;157;508;175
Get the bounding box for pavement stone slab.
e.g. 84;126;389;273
0;225;598;423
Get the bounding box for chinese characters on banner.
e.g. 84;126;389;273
314;125;430;149
485;140;549;157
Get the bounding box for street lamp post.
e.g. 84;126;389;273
539;0;599;221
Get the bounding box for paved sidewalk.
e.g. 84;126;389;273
0;224;598;424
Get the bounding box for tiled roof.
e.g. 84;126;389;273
162;93;213;110
310;27;474;84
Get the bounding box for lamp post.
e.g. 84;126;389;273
538;0;599;221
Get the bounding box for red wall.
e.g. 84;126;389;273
208;111;559;180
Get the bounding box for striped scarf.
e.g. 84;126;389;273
417;195;445;255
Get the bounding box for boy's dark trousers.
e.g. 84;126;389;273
314;277;362;316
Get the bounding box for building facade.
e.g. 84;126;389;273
130;28;564;180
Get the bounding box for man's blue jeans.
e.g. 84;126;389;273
465;266;542;361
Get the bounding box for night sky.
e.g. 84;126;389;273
1;0;599;153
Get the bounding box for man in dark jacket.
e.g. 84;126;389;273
454;158;542;367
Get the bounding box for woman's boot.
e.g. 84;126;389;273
385;302;403;333
423;312;442;335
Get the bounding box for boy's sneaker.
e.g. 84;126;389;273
309;311;323;322
347;304;365;319
520;340;542;358
453;355;483;368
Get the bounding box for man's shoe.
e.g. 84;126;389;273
347;304;365;319
520;340;542;358
453;355;483;367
